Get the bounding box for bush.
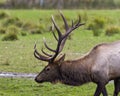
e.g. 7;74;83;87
22;21;37;30
77;12;88;22
21;31;27;36
87;17;106;36
15;20;23;27
93;17;106;28
3;17;21;26
2;25;19;41
105;25;120;36
0;11;10;19
7;25;19;34
38;24;47;32
30;28;42;34
87;22;102;36
2;31;18;41
0;27;6;34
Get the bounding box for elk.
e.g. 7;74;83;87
34;12;120;96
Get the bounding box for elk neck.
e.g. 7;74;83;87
59;54;94;86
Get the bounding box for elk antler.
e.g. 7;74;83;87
34;11;84;63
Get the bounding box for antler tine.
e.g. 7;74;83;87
50;13;69;61
43;38;56;52
75;15;83;27
52;13;83;54
51;24;58;41
59;11;69;31
62;16;85;40
58;38;67;53
34;44;50;62
34;43;37;49
41;48;52;57
76;15;81;26
51;16;62;38
71;20;74;27
34;12;84;63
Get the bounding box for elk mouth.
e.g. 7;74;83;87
35;78;44;83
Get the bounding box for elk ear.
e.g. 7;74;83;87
59;54;65;63
55;54;65;65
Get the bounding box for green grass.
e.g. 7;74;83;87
0;78;114;96
1;30;120;73
0;9;120;73
0;10;120;96
0;0;6;4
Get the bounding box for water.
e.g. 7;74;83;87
0;72;37;78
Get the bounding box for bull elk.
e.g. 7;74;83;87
34;12;120;96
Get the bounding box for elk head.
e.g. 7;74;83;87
34;11;84;83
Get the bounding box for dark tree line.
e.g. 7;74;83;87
2;0;120;9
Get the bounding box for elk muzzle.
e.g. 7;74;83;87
34;76;44;83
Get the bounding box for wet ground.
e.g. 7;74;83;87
0;72;37;78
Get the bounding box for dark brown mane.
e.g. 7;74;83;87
59;57;92;86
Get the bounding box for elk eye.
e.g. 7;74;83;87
46;67;50;71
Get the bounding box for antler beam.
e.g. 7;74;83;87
34;12;84;63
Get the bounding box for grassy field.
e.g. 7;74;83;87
1;9;120;73
0;10;120;96
0;78;114;96
0;0;6;4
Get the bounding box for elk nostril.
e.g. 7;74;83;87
35;77;39;83
34;77;43;83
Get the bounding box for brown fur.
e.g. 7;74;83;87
34;12;120;95
35;41;120;96
60;60;92;86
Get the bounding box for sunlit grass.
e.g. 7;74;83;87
0;78;114;96
0;9;120;96
1;30;120;73
0;0;6;4
0;9;120;74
